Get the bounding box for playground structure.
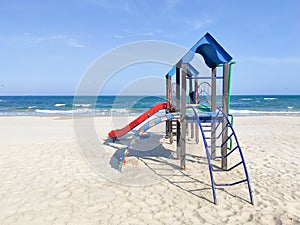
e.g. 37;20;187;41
108;33;253;204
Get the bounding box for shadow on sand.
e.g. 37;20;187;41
104;131;251;204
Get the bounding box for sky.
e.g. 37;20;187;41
0;0;299;96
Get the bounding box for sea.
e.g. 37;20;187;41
0;95;300;116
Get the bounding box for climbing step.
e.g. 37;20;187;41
187;106;253;205
171;120;177;134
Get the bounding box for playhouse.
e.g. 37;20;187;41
108;33;253;204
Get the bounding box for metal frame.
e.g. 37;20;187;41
115;33;254;205
187;106;253;204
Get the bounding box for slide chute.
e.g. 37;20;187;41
108;102;170;139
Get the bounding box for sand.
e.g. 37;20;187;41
0;115;299;225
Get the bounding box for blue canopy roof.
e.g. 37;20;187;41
167;32;233;76
193;33;232;68
182;33;232;68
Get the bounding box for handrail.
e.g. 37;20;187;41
186;106;217;204
187;106;253;204
119;113;180;172
215;108;253;204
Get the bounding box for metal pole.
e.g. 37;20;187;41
194;78;199;143
166;74;173;141
180;64;187;170
211;66;217;158
189;77;194;139
176;64;181;159
165;75;169;137
221;63;229;169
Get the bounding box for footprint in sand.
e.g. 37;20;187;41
55;190;72;199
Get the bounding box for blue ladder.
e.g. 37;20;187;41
187;106;253;204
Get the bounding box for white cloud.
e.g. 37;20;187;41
113;34;125;39
240;57;300;64
0;33;87;48
142;32;155;37
163;0;182;11
92;0;182;15
2;33;66;47
183;17;213;30
66;38;87;48
91;0;136;13
113;30;160;39
22;33;66;43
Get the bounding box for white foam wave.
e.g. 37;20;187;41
241;98;252;101
35;108;107;115
35;109;74;114
54;103;66;107
28;106;37;109
111;108;129;113
263;98;277;100
230;109;300;115
72;108;95;113
110;108;134;116
73;104;91;107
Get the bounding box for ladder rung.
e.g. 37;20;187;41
215;179;248;187
214;146;238;159
221;133;234;147
205;137;219;140
203;130;211;132
213;161;243;172
207;145;221;149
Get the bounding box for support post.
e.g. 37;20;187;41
176;65;181;159
180;64;187;170
221;63;229;169
189;77;194;138
211;66;217;158
194;78;199;143
166;75;173;142
166;74;169;101
165;75;169;137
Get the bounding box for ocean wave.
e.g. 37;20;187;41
73;104;92;107
2;108;300;117
35;109;74;114
28;106;37;109
0;112;35;116
0;108;130;116
111;108;129;113
54;103;66;107
263;98;277;100
34;108;110;115
230;109;300;115
240;98;252;101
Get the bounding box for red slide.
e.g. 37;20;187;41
108;102;170;139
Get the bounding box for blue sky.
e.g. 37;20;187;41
0;0;299;95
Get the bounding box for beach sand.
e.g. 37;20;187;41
0;116;299;224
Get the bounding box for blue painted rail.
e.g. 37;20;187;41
119;113;180;172
187;106;253;204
